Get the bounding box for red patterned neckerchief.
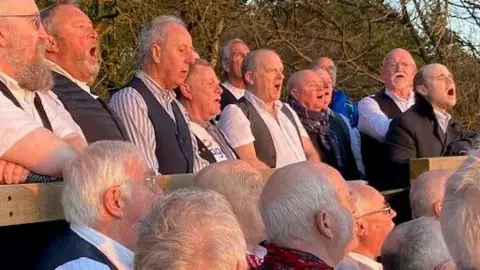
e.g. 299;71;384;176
247;253;263;269
261;243;334;270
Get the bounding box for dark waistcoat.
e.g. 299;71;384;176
37;227;117;270
51;72;128;143
220;84;240;110
360;89;403;188
235;98;302;168
112;77;194;174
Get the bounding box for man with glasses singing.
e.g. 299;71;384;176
0;0;86;184
38;141;162;270
339;182;396;270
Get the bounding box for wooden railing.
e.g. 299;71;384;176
0;157;470;227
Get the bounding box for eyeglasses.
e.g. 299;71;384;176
0;14;42;30
143;169;162;195
356;203;393;219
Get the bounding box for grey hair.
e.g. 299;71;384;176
381;217;452;270
440;154;480;269
135;188;247;270
40;1;79;36
221;38;247;72
259;163;349;244
138;15;186;66
347;181;371;216
410;169;450;218
195;160;266;248
310;57;338;86
62;141;146;226
240;49;275;79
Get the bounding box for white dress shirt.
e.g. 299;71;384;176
222;81;245;100
0;72;85;157
218;91;308;168
347;252;383;270
55;224;133;270
434;110;452;134
190;122;229;162
47;60;98;98
109;71;209;173
358;89;415;141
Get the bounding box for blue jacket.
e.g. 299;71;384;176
330;89;358;128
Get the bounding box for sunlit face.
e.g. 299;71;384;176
420;64;457;111
0;0;52;91
50;5;100;84
227;42;250;80
122;159;162;250
187;65;223;120
157;23;195;89
249;51;284;103
380;49;417;92
313;69;333;108
356;187;396;257
316;57;336;86
295;71;325;111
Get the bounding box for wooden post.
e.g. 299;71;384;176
410;156;467;180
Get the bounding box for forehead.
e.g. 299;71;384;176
317;58;334;68
0;0;39;15
385;50;414;64
165;23;192;46
53;5;92;25
230;42;250;54
256;51;282;69
425;65;451;78
313;69;331;81
299;71;319;85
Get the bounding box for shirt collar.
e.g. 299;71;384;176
0;71;32;102
244;91;283;111
70;223;134;270
222;81;245;99
385;88;415;103
136;71;176;104
348;252;383;270
433;109;451;133
47;60;97;98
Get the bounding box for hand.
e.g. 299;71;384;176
0;160;30;184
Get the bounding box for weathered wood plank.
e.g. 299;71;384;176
410;156;468;180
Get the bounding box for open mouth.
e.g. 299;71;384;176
274;83;282;91
447;88;455;96
394;74;405;79
89;46;97;58
317;94;324;100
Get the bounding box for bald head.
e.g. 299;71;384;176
195;160;265;250
0;0;39;16
410;169;451;218
260;161;355;266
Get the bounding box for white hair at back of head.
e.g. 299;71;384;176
138;15;186;66
62;141;146;226
195;160;266;247
440;154;480;269
135;188;246;270
260;166;348;244
410;169;450;218
381;216;452;270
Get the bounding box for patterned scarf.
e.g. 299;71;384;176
247;253;263;269
288;99;330;135
261;243;333;270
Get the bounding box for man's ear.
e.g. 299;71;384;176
45;35;59;53
434;201;443;217
179;84;193;101
244;71;254;86
434;259;457;270
103;185;126;219
152;44;162;64
355;219;366;237
315;211;334;239
416;85;428;96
